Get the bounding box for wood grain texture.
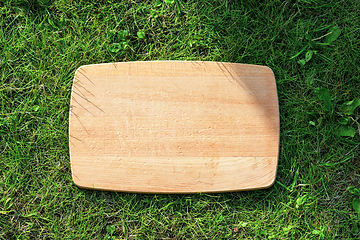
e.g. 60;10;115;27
69;61;279;193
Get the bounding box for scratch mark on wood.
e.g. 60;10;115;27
72;97;95;117
70;109;89;134
78;68;94;85
75;82;95;97
217;62;246;90
73;85;87;98
73;90;105;113
69;134;83;142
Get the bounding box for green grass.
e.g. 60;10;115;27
1;0;360;238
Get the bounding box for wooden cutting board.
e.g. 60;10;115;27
69;61;279;193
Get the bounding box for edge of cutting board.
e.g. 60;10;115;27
69;61;280;193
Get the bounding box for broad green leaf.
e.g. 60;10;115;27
108;43;121;53
118;30;129;41
317;88;332;111
351;225;359;234
33;105;40;112
283;225;293;234
324;26;341;43
122;40;130;49
305;33;312;40
349;186;360;195
238;221;248;227
298;59;306;65
297;50;317;65
305;50;317;62
109;29;116;35
59;16;66;24
155;0;162;6
353;198;360;214
338;125;357;137
137;30;145;39
339;117;350;125
296;195;307;208
165;0;175;4
309;39;317;48
106;225;116;234
340;99;360;115
259;230;267;235
312;227;325;239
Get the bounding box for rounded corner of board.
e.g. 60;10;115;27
263;177;277;189
259;168;278;190
74;65;87;75
71;174;89;190
264;66;275;76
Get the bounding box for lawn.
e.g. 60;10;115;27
1;0;360;239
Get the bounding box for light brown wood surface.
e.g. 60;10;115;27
69;61;279;193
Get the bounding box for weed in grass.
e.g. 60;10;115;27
105;225;116;240
137;30;145;39
108;30;131;53
313;87;360;137
291;25;342;66
349;186;360;235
